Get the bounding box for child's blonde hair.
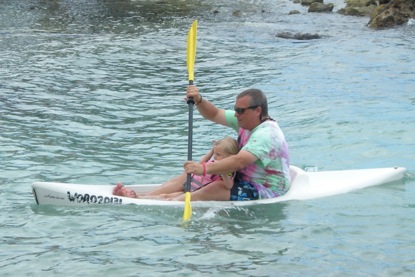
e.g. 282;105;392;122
214;137;239;156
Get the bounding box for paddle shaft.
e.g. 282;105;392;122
183;20;197;221
185;81;194;192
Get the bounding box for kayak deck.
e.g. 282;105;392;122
31;166;406;207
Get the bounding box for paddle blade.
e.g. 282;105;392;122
182;192;192;221
186;20;197;84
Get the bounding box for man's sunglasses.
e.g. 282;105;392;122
234;105;258;115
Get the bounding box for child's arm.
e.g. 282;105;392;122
220;172;235;190
198;147;214;163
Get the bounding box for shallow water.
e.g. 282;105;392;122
1;0;414;276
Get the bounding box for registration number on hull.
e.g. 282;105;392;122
67;191;123;204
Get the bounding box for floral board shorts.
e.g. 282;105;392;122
230;180;259;201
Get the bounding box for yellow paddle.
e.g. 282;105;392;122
183;20;197;222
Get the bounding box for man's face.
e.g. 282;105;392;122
234;95;260;130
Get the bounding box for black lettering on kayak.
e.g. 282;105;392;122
83;194;90;204
44;194;65;201
76;193;84;203
67;191;76;202
67;191;122;205
91;195;97;203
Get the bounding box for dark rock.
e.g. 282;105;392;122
276;32;322;40
308;2;334;12
368;0;415;29
289;10;301;15
301;0;324;6
337;0;377;16
232;10;242;17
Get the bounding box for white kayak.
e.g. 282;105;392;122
31;165;406;208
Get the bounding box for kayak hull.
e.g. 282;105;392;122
31;165;406;208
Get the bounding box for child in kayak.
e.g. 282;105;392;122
113;137;239;200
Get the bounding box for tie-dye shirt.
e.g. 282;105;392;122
225;110;291;198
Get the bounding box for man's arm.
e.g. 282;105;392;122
186;85;229;127
184;150;257;176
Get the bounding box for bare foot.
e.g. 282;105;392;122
113;183;137;198
120;186;137;198
113;183;124;196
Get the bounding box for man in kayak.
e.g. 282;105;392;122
114;85;290;201
183;85;291;200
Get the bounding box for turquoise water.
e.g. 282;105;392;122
1;0;414;276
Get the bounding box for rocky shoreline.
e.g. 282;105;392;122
290;0;415;29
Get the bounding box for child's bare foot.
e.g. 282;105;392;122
120;186;137;198
113;183;137;198
113;183;124;196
